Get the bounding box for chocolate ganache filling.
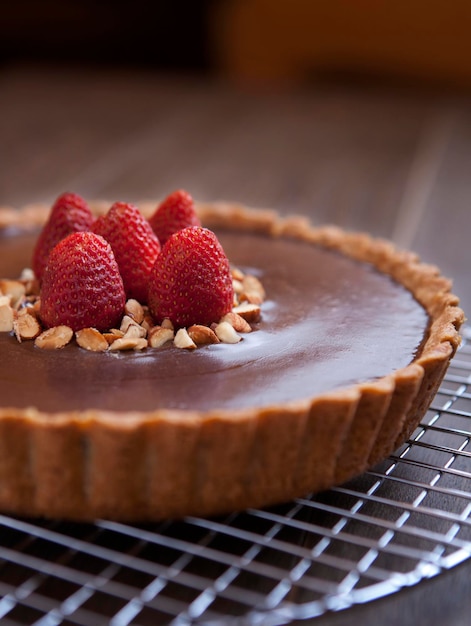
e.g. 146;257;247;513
0;228;429;413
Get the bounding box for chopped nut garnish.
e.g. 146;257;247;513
232;302;262;323
0;303;14;332
35;325;73;350
240;275;265;305
32;298;41;317
108;336;148;351
0;279;26;308
231;267;245;281
120;315;137;334
1;263;266;354
232;279;244;294
161;317;174;330
103;329;124;344
19;268;35;282
220;311;252;333
174;327;197;350
13;309;41;341
188;324;220;345
148;326;174;348
214;321;242;344
141;312;154;332
123;321;147;339
109;328;124;337
76;328;109;352
19;269;39;296
124;299;145;324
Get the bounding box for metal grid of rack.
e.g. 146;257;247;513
0;331;470;625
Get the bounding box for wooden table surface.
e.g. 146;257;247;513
0;63;470;625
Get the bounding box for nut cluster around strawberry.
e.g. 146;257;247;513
33;190;237;337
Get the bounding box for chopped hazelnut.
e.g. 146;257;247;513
174;328;197;350
148;326;174;348
188;324;220;345
13;309;41;341
108;336;148;351
35;326;73;350
214;321;242;344
76;328;109;352
0;303;14;332
220;311;252;333
124;299;145;324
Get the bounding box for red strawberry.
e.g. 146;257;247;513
148;226;234;328
148;189;201;246
93;202;161;303
32;192;94;282
40;232;126;332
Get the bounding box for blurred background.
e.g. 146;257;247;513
0;0;470;310
2;1;471;87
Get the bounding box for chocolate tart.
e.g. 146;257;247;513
0;201;464;521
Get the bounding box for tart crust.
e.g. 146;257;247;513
0;201;465;521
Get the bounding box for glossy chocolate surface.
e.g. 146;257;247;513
0;228;428;413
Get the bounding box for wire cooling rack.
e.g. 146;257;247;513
0;332;470;626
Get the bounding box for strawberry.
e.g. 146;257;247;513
148;189;201;246
93;201;161;303
148;226;234;328
32;192;94;282
40;232;126;332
